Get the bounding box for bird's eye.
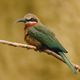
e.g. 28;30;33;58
30;18;35;21
30;18;38;22
25;18;38;22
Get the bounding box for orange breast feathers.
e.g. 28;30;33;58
24;34;41;47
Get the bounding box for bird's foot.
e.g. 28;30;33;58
34;46;45;52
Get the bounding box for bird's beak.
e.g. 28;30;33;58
16;18;26;23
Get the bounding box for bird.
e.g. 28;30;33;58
17;13;77;74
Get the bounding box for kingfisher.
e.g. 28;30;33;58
17;13;76;73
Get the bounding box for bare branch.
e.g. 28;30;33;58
0;40;80;72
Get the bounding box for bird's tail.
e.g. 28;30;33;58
58;52;77;74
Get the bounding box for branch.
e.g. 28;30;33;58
0;40;80;72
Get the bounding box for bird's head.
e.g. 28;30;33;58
17;13;39;28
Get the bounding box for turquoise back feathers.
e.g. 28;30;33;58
28;25;68;53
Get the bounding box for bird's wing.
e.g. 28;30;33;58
34;24;55;37
28;26;68;53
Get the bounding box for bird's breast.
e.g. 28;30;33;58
24;33;41;47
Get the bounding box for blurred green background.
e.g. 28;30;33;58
0;0;80;80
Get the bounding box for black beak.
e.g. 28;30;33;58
16;18;26;23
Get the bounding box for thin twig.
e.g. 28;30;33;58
0;40;80;72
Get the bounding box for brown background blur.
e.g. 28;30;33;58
0;0;80;80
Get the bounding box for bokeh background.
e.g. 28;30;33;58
0;0;80;80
